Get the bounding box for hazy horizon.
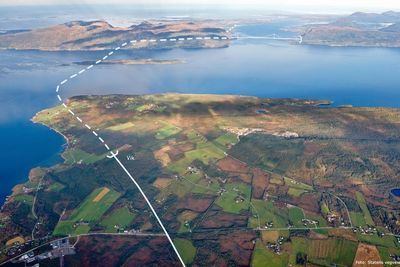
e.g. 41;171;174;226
0;0;400;14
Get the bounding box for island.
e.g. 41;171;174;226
0;20;230;51
1;94;400;266
296;11;400;47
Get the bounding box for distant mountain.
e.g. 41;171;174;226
0;20;229;51
301;11;400;47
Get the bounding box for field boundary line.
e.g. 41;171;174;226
54;35;230;267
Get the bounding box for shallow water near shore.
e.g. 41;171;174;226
2;23;400;205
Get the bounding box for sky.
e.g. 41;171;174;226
1;0;400;13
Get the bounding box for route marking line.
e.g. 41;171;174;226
54;35;230;267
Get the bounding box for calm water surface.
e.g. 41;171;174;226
1;23;400;204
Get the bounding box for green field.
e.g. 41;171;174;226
53;187;120;236
284;177;313;191
215;182;251;214
249;199;289;228
251;240;289;267
48;182;65;192
350;211;367;227
106;122;135;131
320;202;330;215
357;232;398;248
288;206;305;227
290;237;357;266
168;142;225;175
69;187;120;222
63;148;105;164
355;192;374;225
13;194;34;205
213;133;238;148
100;207;136;232
174;238;196;265
155;123;182;139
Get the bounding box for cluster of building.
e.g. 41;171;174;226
12;238;75;266
266;237;285;254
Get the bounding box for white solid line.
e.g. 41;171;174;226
76;117;82;122
108;51;114;56
70;74;77;79
60;79;67;85
87;65;94;70
112;155;186;267
57;95;62;101
68;110;75;116
85;124;91;130
56;85;59;92
62;103;67;108
104;144;110;150
92;131;98;136
115;47;121;50
121;42;127;47
160;39;167;42
78;69;85;74
98;137;104;143
103;55;108;60
96;60;102;64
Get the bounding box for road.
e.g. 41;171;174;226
52;35;236;267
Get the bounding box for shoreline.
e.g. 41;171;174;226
0;115;68;209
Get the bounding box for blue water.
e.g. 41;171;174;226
2;20;400;205
391;189;400;197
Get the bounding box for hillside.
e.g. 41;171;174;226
1;94;399;265
0;20;230;51
300;11;400;47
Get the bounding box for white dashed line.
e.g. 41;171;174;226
54;36;230;267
